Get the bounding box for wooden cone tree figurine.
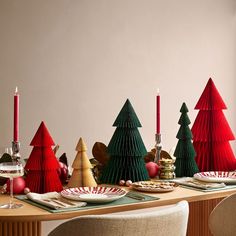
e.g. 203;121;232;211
174;103;199;177
192;78;236;171
68;138;97;187
99;99;149;184
25;121;63;193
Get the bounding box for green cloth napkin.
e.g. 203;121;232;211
171;177;236;192
15;191;159;213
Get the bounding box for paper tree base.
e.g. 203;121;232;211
175;159;199;177
25;170;63;193
67;169;97;188
100;156;149;184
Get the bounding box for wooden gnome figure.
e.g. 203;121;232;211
67;138;97;187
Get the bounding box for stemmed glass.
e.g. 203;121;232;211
0;162;24;209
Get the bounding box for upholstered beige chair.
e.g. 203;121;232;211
209;192;236;236
48;200;189;236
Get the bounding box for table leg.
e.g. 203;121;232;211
0;221;41;236
187;198;224;236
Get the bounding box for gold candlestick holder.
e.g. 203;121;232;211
159;158;176;179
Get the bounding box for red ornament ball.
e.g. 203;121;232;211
6;176;26;194
145;162;159;178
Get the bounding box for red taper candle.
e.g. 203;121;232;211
14;87;19;142
156;90;160;134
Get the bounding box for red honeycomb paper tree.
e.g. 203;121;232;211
25;121;63;193
192;78;236;172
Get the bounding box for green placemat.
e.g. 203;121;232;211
15;191;159;213
171;178;236;192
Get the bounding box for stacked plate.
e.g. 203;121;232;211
193;171;236;183
61;187;127;203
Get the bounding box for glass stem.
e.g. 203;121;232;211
9;177;13;207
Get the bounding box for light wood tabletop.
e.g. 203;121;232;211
0;186;236;236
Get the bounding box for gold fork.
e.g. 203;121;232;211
51;197;77;206
126;192;145;200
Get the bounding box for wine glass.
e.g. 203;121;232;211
0;162;24;209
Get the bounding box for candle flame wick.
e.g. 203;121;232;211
15;87;18;94
157;88;160;95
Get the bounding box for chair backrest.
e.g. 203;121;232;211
209;192;236;236
48;200;189;236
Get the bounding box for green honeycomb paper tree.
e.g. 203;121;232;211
100;99;149;184
174;103;199;177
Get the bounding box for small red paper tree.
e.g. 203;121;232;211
192;78;236;171
25;121;63;193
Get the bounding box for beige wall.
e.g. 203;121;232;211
0;0;236;163
0;0;236;235
0;0;236;160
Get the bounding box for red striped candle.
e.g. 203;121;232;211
14;87;19;142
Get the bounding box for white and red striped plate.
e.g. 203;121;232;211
194;171;236;183
61;187;127;203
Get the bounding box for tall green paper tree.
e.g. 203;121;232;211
174;103;199;177
100;99;149;184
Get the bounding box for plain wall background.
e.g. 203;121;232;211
0;0;236;161
0;0;236;235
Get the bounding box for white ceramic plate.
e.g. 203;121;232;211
61;187;127;203
194;171;236;183
131;181;177;193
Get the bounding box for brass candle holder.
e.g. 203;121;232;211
159;158;176;179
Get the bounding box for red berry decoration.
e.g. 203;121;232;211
6;176;26;194
119;180;125;186
125;180;132;187
24;187;31;194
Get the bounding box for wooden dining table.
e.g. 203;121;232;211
0;185;236;236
